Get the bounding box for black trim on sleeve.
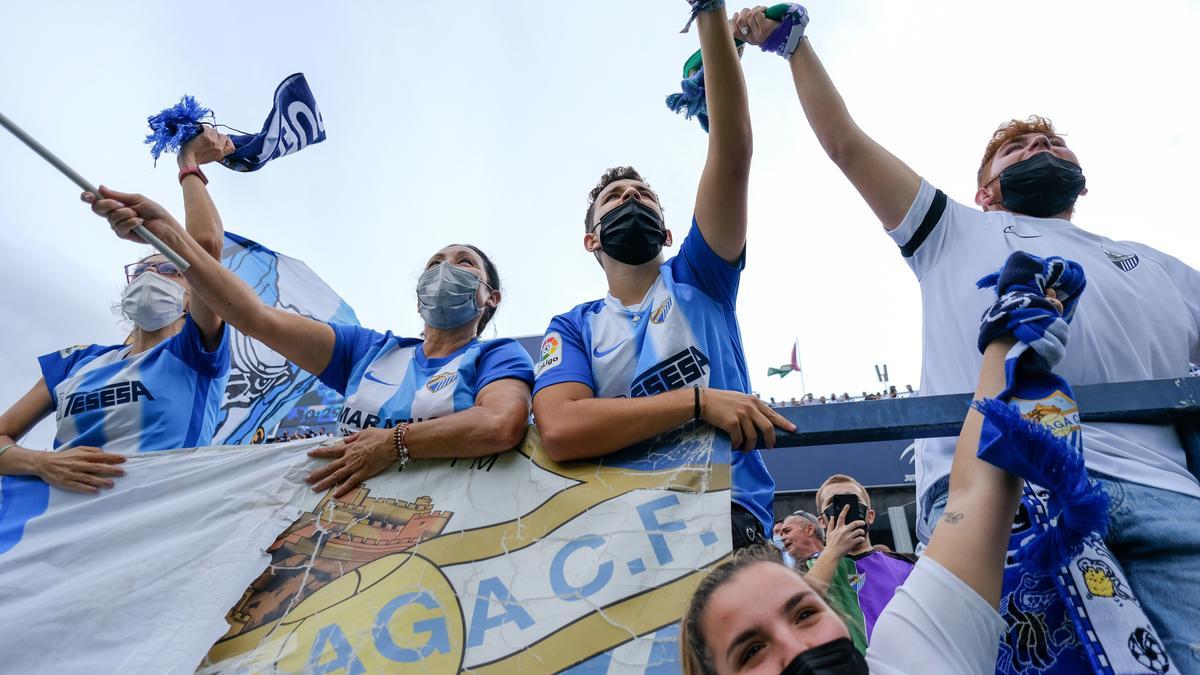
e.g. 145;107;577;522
899;189;948;258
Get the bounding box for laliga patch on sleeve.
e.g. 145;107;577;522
535;332;563;377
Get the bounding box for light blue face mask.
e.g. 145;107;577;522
417;261;488;329
771;534;786;551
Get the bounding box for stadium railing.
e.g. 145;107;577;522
769;376;1200;476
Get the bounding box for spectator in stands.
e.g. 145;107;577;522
778;509;824;564
86;190;534;499
803;393;815;405
788;397;798;406
0;129;233;491
818;396;827;404
530;1;793;551
905;384;914;395
680;329;1034;674
887;385;898;398
840;392;849;402
739;6;1200;660
771;519;796;567
769;397;776;406
804;474;915;651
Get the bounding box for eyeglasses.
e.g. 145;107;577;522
125;261;183;283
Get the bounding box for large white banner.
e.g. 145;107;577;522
0;440;322;675
0;426;730;674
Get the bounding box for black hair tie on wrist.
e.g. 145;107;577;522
693;385;702;422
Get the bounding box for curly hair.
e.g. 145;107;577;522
584;166;652;232
977;115;1061;186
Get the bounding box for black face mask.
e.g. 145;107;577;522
779;638;869;675
596;198;666;265
997;152;1086;218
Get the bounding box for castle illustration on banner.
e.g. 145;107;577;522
221;485;452;639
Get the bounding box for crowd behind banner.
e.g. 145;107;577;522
1;1;1198;674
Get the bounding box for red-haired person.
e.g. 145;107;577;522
734;5;1200;666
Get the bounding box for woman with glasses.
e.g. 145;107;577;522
83;186;535;499
0;128;234;492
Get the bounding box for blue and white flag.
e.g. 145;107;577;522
145;73;326;169
220;73;327;172
214;232;359;444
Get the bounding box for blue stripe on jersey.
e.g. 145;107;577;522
320;323;534;434
182;367;217;448
37;315;230;453
534;219;774;533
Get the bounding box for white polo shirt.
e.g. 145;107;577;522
892;180;1200;526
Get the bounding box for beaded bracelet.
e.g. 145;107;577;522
392;422;412;468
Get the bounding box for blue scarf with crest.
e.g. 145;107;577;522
974;252;1172;675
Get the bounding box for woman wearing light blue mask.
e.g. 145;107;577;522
84;187;534;498
0;128;233;491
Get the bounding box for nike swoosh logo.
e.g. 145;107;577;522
592;339;628;359
1004;225;1042;239
364;371;398;386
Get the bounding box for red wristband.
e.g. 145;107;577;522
178;165;208;185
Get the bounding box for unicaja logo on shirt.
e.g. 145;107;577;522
57;381;154;420
650;297;673;324
425;372;458;393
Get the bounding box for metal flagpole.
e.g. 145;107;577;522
792;338;807;397
0;110;190;271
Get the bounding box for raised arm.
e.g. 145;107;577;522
921;335;1022;607
174;127;235;349
307;378;533;497
84;189;336;376
693;6;754;263
787;39;920;230
735;5;920;231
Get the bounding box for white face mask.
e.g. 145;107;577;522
121;272;186;331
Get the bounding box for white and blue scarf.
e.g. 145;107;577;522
975;252;1172;675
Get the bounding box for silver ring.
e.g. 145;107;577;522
740;25;750;36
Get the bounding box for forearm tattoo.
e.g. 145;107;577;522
942;511;964;525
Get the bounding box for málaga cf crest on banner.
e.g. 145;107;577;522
204;425;730;673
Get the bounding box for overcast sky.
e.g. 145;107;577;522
2;0;1197;448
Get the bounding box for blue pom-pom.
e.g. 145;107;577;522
665;67;710;133
973;398;1110;573
144;95;211;161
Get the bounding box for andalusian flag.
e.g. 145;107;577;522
768;340;801;378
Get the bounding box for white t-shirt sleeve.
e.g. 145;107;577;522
865;557;1005;675
1132;243;1200;364
888;179;966;280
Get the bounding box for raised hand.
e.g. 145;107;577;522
730;6;775;45
822;505;868;557
33;446;126;493
178;125;235;168
700;388;797;452
81;187;181;245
